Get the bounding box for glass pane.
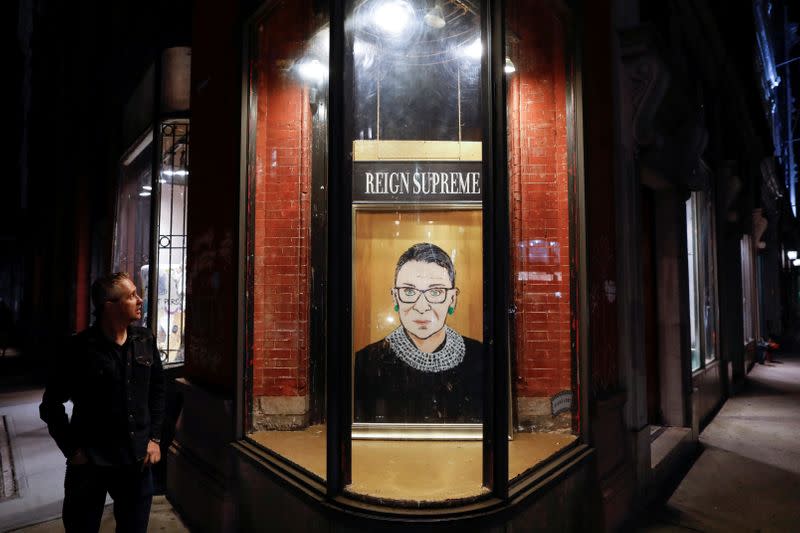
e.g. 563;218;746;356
245;2;328;479
740;236;753;342
686;196;701;371
701;193;717;364
506;0;577;480
347;0;484;501
154;121;190;365
113;132;153;327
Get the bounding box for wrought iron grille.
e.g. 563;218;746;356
155;121;190;365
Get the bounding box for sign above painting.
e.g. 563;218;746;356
353;161;482;203
352;140;483;204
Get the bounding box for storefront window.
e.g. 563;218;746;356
113;123;190;366
506;0;577;479
113;132;154;326
740;235;757;343
699;193;718;365
244;0;582;504
245;2;329;479
154;121;190;365
686;191;718;371
345;0;484;500
686;197;701;370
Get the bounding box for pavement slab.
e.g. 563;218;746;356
641;354;800;533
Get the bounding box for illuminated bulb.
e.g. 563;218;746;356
162;170;188;177
374;1;412;35
424;4;445;29
464;38;482;59
142;185;152;191
794;259;800;267
788;250;798;260
297;59;327;83
139;191;151;197
504;57;516;74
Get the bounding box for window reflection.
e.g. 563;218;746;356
113;132;154;327
245;1;329;480
351;0;481;142
348;0;485;501
506;0;577;481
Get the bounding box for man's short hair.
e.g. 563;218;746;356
91;272;132;318
394;243;456;286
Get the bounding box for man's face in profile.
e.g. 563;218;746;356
394;260;455;341
105;278;143;323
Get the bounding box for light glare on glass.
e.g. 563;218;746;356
504;57;516;74
464;38;482;59
374;1;412;34
423;4;445;28
297;59;327;83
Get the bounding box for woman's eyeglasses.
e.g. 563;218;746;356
394;287;454;304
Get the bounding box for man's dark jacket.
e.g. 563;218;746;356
40;325;165;465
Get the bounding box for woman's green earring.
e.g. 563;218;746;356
394;304;399;312
448;306;455;315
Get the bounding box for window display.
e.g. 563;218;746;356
505;0;577;479
243;0;582;503
353;217;484;426
113;122;189;366
113;132;154;327
347;0;483;442
154;121;189;365
686;190;719;371
245;1;329;479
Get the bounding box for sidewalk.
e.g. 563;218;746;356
0;388;70;532
641;354;800;532
0;387;188;532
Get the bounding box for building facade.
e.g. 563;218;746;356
13;0;798;531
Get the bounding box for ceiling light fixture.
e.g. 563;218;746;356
424;3;445;29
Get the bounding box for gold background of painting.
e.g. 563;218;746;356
353;209;483;352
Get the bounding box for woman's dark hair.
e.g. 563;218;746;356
395;243;455;286
91;272;132;319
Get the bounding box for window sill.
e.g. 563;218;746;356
232;434;591;520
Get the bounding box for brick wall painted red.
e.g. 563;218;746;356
507;2;572;398
252;4;312;400
249;1;570;402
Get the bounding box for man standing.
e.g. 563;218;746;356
40;272;165;532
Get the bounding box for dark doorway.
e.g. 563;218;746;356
641;186;661;424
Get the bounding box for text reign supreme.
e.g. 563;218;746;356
363;171;481;196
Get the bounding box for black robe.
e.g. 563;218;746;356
354;330;483;423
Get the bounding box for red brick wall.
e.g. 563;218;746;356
507;1;572;399
251;4;312;400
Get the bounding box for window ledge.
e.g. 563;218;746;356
231;439;592;521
